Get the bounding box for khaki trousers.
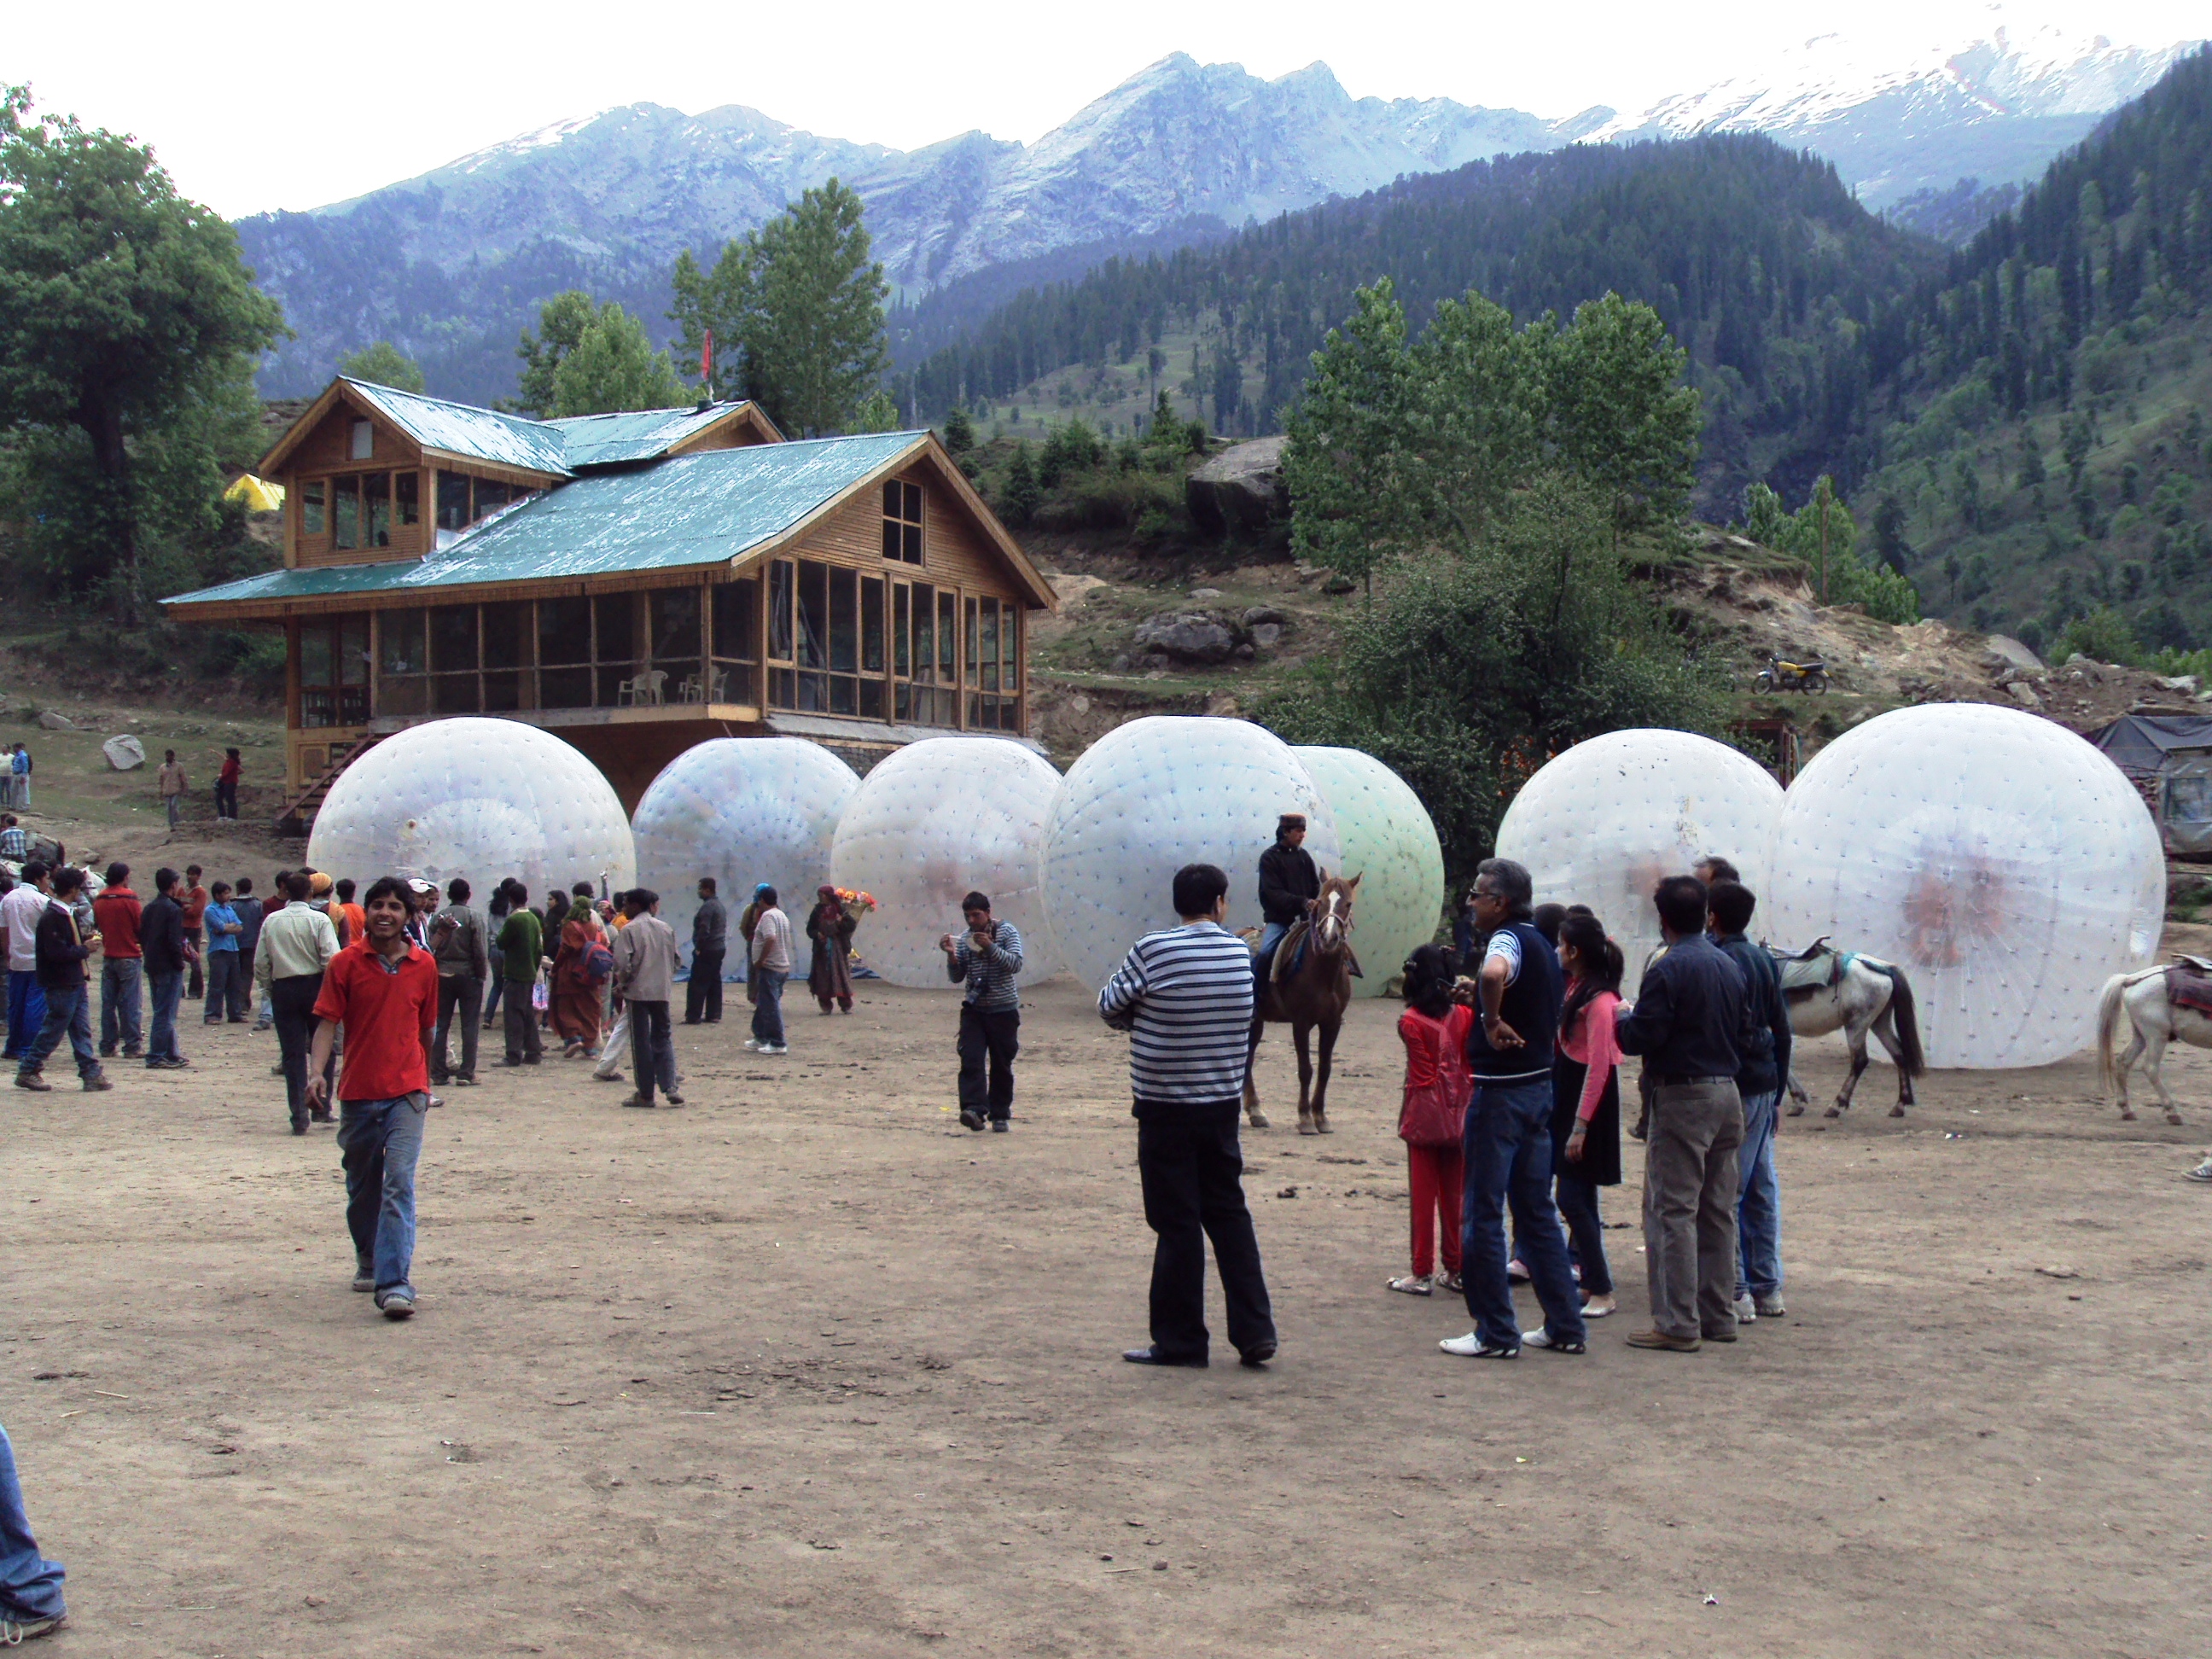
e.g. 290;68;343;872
1643;1080;1745;1340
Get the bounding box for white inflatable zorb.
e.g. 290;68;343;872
307;718;634;906
829;736;1061;989
630;738;859;958
1494;729;1784;968
1292;746;1445;998
1043;716;1341;989
1766;702;2163;1069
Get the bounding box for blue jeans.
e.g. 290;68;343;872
20;985;96;1080
4;970;44;1061
338;1094;428;1294
145;969;183;1063
1736;1088;1784;1299
101;958;143;1053
751;968;787;1046
0;1422;65;1622
1461;1077;1586;1349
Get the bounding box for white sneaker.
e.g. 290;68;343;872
742;1038;763;1051
1754;1293;1787;1318
1522;1325;1586;1354
2187;1158;2212;1184
761;1044;789;1056
1733;1295;1757;1324
1439;1330;1519;1359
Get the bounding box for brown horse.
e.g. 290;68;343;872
1243;873;1360;1135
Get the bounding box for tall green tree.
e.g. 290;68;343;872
1281;278;1422;593
511;291;599;416
0;87;286;621
511;294;683;417
1546;292;1702;549
669;179;889;436
337;340;425;394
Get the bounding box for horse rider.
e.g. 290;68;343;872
1254;812;1320;997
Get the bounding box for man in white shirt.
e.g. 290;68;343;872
3;861;53;1062
744;884;792;1057
611;888;683;1109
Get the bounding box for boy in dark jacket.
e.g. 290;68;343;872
1707;880;1791;1323
139;868;190;1069
16;866;108;1091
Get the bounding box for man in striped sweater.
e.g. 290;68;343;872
1098;862;1278;1370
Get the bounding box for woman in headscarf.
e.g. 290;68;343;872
806;885;857;1014
550;882;605;1058
739;883;769;1006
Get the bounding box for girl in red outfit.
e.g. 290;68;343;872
1552;911;1626;1318
1391;944;1472;1295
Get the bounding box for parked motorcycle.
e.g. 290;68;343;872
1756;652;1829;694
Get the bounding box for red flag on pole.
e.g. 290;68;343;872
701;329;714;393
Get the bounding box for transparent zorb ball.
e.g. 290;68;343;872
1494;728;1784;969
308;717;635;908
630;737;859;959
830;736;1062;989
1766;702;2163;1068
1043;716;1340;990
1292;746;1445;998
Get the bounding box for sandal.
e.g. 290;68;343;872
1387;1274;1434;1296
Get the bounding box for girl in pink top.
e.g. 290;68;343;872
1552;911;1625;1318
1391;944;1472;1295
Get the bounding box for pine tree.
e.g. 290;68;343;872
1000;442;1039;526
1546;292;1701;550
338;341;426;394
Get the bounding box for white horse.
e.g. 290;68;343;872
2094;965;2201;1125
1768;939;1927;1118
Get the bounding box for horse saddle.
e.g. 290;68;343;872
1771;940;1850;994
1267;918;1363;984
2164;963;2212;1016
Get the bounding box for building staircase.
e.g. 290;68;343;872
273;736;380;837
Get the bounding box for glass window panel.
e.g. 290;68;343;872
882;516;901;561
473;479;512;521
882;481;901;517
903;521;922;563
770;667;796;709
433;675;479;715
339;615;370;685
651;588;701;661
713;579;758;661
904;481;923;521
429;604;476;673
395;471;420;526
482;671;522;713
859;678;884;719
379;609;426;676
538;596;591;665
769;561;795;661
796;561;828;670
436;471;470;532
965;598;979;684
893;585;910;677
830;569;858;673
362;472;391;546
302;480;326;535
538;666;591;708
911;584;934;684
829;675;857;716
1005;609;1020;694
595;666;632;707
333;476;360;549
862;578;885;674
939;592;958;678
481;602;527;671
798;671;828;712
350;419;374;461
593;592;635;665
300;624;334;688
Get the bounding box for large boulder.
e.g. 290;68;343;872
1185;435;1288;538
1982;634;2045;678
102;734;147;771
1133;612;1239;665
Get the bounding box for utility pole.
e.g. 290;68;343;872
1816;476;1832;605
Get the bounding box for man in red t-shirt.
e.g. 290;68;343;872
307;876;439;1319
179;864;209;1001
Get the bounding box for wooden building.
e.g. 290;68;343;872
162;378;1057;818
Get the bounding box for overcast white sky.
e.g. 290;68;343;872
4;0;2202;218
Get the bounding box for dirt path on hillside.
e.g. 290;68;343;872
4;973;2209;1658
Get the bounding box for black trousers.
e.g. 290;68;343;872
628;999;678;1101
1135;1097;1276;1360
685;948;725;1023
958;1004;1020;1121
434;973;482;1082
214;779;237;819
271;973;331;1128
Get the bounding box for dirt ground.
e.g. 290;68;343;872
5;960;2209;1659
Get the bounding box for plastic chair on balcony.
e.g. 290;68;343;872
676;672;705;705
616;668;668;707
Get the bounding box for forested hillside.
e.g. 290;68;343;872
892;136;1942;518
1853;46;2212;655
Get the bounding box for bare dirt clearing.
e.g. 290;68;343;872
5;978;2209;1658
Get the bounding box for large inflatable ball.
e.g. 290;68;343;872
1494;729;1784;969
1043;717;1342;989
829;736;1062;989
630;737;859;960
1292;746;1446;998
1766;702;2163;1068
308;718;634;908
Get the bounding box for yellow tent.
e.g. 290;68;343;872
224;474;285;513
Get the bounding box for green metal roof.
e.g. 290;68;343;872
345;379;573;475
545;405;761;469
163;431;929;610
